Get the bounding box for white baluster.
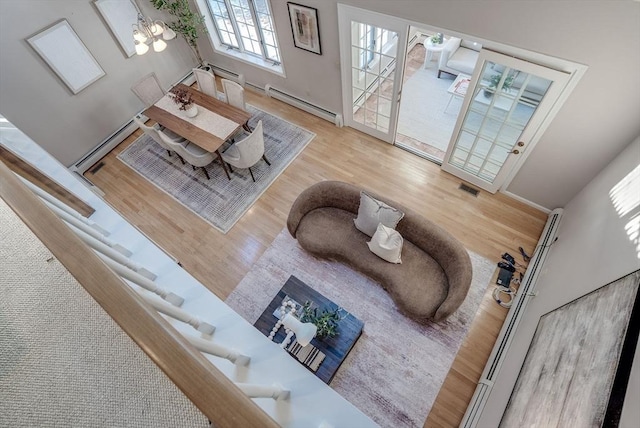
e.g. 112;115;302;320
21;178;109;235
49;204;131;256
235;383;290;401
139;292;214;334
184;334;250;366
99;255;183;307
75;232;156;280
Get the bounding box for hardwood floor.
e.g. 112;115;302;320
84;84;547;427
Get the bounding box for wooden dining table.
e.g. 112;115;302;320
143;83;252;179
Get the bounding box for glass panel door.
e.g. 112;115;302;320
442;50;570;193
351;23;397;135
338;5;408;143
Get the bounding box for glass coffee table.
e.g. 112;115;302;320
254;275;364;384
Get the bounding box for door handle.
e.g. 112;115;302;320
509;141;525;154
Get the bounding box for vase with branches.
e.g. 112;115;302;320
169;87;198;117
149;0;207;65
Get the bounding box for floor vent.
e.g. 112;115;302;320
459;183;480;196
89;162;105;174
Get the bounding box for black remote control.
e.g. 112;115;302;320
502;253;516;265
497;261;516;272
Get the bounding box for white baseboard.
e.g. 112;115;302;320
500;190;552;214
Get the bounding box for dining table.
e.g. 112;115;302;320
143;83;252;180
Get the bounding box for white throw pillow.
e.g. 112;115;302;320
354;191;404;237
367;223;403;264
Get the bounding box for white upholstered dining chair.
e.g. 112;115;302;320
131;72;165;107
221;120;270;182
192;68;218;98
133;117;188;159
221;79;246;111
163;137;216;180
221;78;251;132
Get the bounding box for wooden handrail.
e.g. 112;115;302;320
0;160;278;428
0;145;95;217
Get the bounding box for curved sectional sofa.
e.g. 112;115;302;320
287;181;473;323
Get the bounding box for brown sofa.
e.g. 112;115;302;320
287;181;473;323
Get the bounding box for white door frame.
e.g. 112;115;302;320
337;6;587;195
441;49;572;193
337;4;409;144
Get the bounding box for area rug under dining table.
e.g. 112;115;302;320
117;105;315;233
226;228;496;427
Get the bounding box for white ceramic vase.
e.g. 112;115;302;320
184;105;198;118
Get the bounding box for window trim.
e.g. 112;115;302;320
201;0;283;73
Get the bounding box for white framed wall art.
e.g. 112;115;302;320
27;19;106;95
94;0;139;58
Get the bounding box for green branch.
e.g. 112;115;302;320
149;0;207;65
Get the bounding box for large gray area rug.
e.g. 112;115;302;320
226;228;495;427
0;199;208;427
118;105;315;233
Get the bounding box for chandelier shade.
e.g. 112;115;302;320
132;12;176;56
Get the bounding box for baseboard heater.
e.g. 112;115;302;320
264;84;343;127
206;63;246;87
206;64;342;127
460;208;564;427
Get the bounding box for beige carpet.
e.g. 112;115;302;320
0;199;208;427
226;228;495;427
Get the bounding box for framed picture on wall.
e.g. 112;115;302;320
94;0;139;58
500;269;640;427
287;2;321;55
27;19;106;94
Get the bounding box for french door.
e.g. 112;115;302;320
442;50;571;193
338;4;408;143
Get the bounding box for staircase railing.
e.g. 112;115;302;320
0;159;279;428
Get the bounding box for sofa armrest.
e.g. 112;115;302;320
287;181;360;238
433;250;473;321
438;37;461;70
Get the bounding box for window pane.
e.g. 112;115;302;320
253;0;280;61
231;0;261;55
206;0;281;64
207;0;239;47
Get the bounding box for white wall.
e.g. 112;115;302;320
195;0;640;209
476;135;640;426
0;0;197;166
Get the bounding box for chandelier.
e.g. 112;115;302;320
131;6;176;55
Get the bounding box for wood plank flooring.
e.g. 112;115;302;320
84;84;547;427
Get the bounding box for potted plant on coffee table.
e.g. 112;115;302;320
301;302;344;340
